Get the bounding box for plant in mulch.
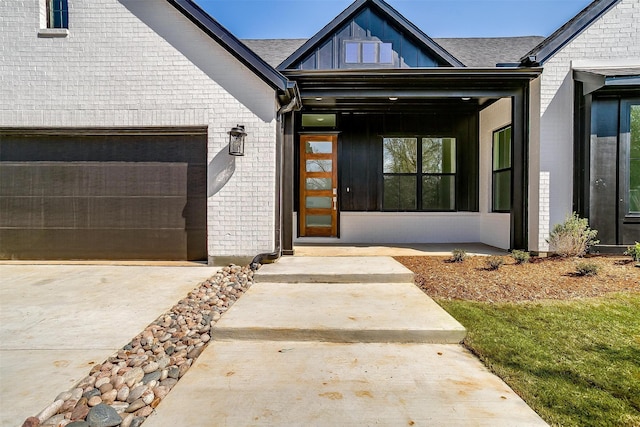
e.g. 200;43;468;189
575;262;600;277
485;256;505;271
450;249;467;263
547;212;599;257
624;242;640;267
511;250;530;264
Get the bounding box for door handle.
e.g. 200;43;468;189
333;197;337;210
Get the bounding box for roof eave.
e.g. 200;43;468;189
166;0;290;93
283;67;542;79
519;0;622;66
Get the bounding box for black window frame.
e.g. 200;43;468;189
492;125;512;213
382;136;457;212
342;40;394;67
47;0;69;29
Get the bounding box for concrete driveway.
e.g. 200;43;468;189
0;264;217;426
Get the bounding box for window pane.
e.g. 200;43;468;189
305;141;332;153
306;197;332;209
383;138;417;173
493;127;511;170
345;42;359;63
630;105;640;212
383;175;416;210
379;43;393;64
362;43;377;63
493;170;511;212
50;0;68;29
306;215;332;228
306;178;332;190
422;175;455;210
422;138;456;173
306;160;332;173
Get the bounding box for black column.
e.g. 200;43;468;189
281;112;296;255
511;85;530;250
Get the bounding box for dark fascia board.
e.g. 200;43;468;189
520;0;621;66
165;0;289;92
277;0;464;70
283;67;542;80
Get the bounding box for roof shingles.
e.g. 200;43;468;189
243;36;545;68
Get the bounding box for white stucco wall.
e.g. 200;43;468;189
478;98;511;250
0;0;279;261
536;0;640;251
294;212;486;244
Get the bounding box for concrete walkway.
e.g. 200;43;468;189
1;258;547;426
146;257;547;426
0;264;217;426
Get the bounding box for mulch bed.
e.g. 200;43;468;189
394;255;640;303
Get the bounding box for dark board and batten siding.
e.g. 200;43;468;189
0;133;207;260
296;111;479;213
294;7;447;70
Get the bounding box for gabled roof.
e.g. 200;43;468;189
243;36;545;69
165;0;289;92
277;0;464;70
520;0;622;66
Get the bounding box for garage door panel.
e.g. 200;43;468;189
0;133;207;260
0;135;207;164
0;163;190;197
184;197;207;230
0;229;189;260
187;165;207;197
0;196;193;229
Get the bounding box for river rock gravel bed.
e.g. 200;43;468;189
21;265;254;427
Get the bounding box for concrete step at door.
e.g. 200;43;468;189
254;256;414;284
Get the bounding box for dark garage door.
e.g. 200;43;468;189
0;132;207;260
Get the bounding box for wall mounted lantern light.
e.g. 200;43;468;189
228;125;246;156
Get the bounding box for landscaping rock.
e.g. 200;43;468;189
85;404;121;427
21;265;254;427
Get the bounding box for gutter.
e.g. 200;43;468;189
250;91;300;270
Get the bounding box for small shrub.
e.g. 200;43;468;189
451;249;467;263
624;242;640;263
486;256;505;271
547;212;599;257
511;250;530;264
575;262;600;277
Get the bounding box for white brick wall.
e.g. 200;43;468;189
536;0;640;250
0;0;279;260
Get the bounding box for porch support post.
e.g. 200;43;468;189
511;85;530;250
281;111;295;255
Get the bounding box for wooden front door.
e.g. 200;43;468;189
299;134;338;237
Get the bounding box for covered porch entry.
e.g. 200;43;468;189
281;68;540;255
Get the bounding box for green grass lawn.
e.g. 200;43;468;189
438;293;640;427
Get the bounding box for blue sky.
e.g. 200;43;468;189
196;0;593;39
